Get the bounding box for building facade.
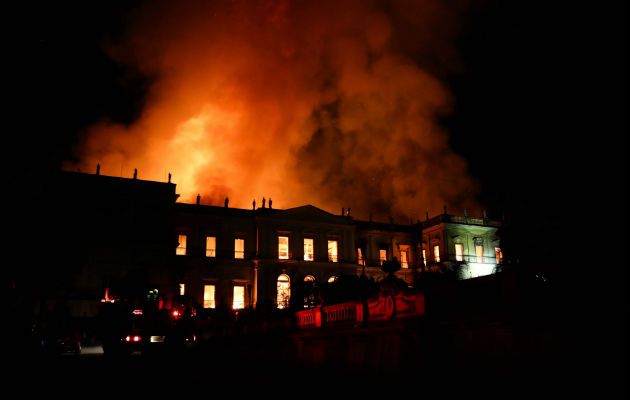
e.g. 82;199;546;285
40;170;502;319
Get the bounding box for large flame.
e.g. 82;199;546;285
65;0;479;221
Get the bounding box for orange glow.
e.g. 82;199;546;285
64;1;479;221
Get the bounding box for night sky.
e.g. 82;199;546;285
8;1;628;285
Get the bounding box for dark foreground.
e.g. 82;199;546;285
10;327;625;399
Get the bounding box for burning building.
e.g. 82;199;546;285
33;169;501;323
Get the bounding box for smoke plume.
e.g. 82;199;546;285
66;0;479;221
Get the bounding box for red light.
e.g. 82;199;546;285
133;335;141;342
126;335;141;342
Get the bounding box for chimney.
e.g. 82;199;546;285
96;164;100;175
196;194;200;205
252;199;256;210
224;197;229;208
262;197;266;208
168;173;171;183
133;168;138;179
269;198;273;209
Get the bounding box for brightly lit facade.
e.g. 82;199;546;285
421;213;503;279
173;202;504;311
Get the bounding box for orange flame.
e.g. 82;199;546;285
65;0;479;220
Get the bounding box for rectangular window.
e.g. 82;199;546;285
234;238;245;259
233;286;245;310
455;243;464;262
203;285;216;309
379;249;387;265
304;238;314;261
328;240;338;262
399;245;410;268
422;249;427;266
357;248;363;265
179;284;185;296
206;236;216;257
278;236;289;260
476;244;484;263
176;234;187;255
433;245;440;262
495;247;503;264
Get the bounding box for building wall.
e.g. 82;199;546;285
421;215;502;279
41;171;502;321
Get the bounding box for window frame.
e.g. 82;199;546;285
234;238;245;259
278;235;290;260
455;243;464;262
203;284;216;309
205;235;216;258
303;238;315;261
327;240;339;263
232;285;246;310
176;234;187;256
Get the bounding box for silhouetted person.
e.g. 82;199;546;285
168;173;171;183
253;199;256;210
262;197;266;208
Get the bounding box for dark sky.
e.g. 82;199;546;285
8;1;628;269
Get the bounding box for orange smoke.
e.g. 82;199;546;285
65;0;479;221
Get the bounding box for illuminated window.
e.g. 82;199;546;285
379;249;387;265
179;284;185;296
234;238;245;259
277;274;290;309
357;248;363;265
328;240;338;262
495;247;503;264
455;243;464;262
328;276;338;283
206;236;216;257
203;285;216;309
422;249;427;266
176;234;187;255
433;245;440;262
476;244;484;263
278;236;289;260
304;238;314;261
233;285;245;309
304;275;315;282
399;245;410;268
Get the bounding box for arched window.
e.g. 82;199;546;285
304;275;315;282
327;275;338;283
277;274;291;309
